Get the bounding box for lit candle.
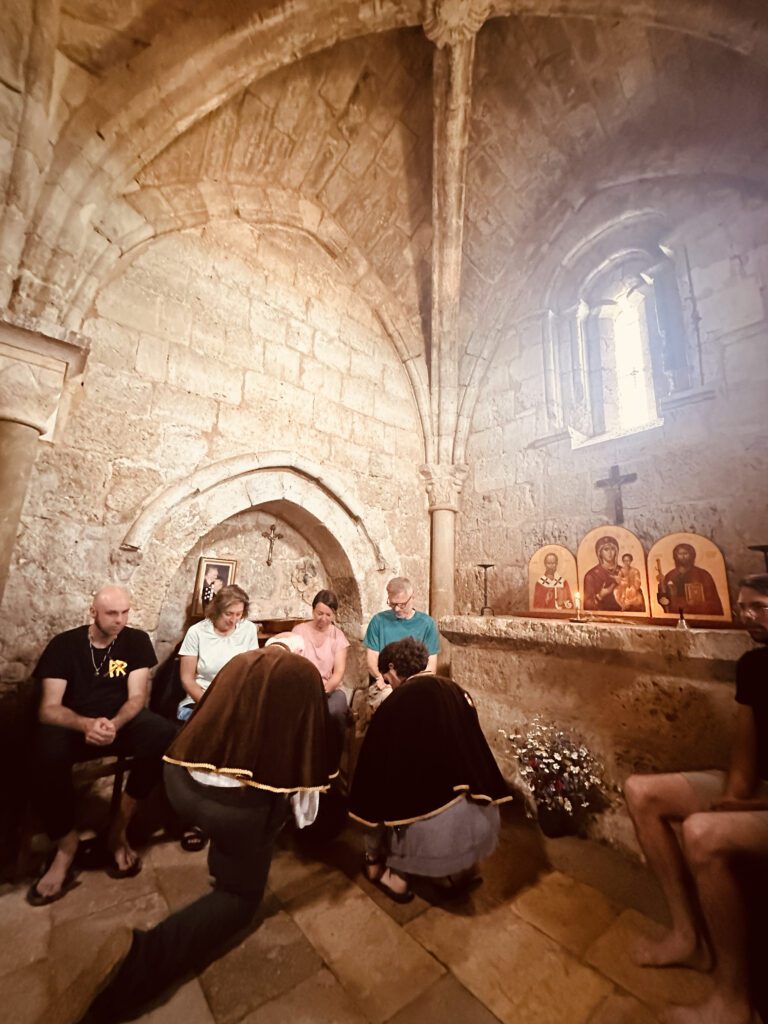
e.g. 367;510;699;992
574;591;581;611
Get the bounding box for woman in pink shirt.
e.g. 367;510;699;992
292;590;349;755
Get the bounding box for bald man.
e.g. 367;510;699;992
28;585;175;906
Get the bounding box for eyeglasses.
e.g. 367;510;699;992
388;595;413;610
737;601;768;618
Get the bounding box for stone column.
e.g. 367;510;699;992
420;462;469;627
425;6;484;462
0;317;88;605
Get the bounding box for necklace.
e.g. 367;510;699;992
89;632;116;676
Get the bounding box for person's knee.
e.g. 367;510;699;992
624;773;668;816
681;812;729;868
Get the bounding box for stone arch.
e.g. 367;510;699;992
65;185;433;461
119;453;399;634
13;0;767;320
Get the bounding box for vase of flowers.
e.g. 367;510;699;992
499;717;608;838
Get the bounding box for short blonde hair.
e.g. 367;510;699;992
206;584;250;622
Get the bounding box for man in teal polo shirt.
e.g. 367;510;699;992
364;577;439;687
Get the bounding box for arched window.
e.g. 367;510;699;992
548;234;692;444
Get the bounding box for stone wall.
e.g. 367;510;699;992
154;505;366;685
442;615;754;854
458;192;768;614
0;221;429;685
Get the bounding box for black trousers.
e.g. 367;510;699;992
32;709;175;841
85;763;288;1022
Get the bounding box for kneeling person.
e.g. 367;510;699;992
350;637;511;902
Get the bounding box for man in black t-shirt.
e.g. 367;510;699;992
28;585;175;907
624;573;768;1024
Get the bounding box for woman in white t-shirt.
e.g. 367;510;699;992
292;589;350;754
177;584;258;721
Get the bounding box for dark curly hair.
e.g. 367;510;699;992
377;637;429;679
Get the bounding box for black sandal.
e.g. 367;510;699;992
362;853;414;904
181;826;208;852
26;864;81;906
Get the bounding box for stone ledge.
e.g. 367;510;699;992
439;615;753;676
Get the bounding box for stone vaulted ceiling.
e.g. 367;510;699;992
7;0;768;425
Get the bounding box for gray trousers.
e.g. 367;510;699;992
85;763;287;1021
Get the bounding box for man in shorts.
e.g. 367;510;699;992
624;573;768;1024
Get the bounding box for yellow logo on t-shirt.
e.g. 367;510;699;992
109;659;128;678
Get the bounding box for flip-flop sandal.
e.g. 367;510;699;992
180;826;208;852
362;857;414;904
26;865;81;906
105;856;142;879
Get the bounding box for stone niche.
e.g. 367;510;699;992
440;615;754;856
155;507;365;682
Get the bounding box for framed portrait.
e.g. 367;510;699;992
193;557;237;617
647;533;731;623
528;545;578;615
576;526;649;619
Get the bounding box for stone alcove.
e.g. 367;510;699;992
118;454;399;683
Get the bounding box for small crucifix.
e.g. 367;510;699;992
595;464;637;526
262;524;283;567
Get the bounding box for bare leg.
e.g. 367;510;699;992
624;773;711;969
107;792;140;872
34;829;79;898
662;810;768;1024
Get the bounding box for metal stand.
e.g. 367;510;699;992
748;545;768;571
477;563;494;616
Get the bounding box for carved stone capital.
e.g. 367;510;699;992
423;0;490;48
0;316;89;435
0;353;64;433
420;462;469;511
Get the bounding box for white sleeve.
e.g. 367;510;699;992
178;623;200;657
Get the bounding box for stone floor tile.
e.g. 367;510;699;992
406;901;612;1024
141;977;216;1024
267;844;342;903
587;991;661;1023
355;864;432;924
199;909;323;1024
583;909;712;1009
511;870;620;955
145;836;209;871
56;888;170;933
239;967;371;1024
3;961;50;1024
469;807;549;910
545;836;668;925
49;861;161;924
0;886;52;978
288;873;444;1024
153;858;215;912
386;974;502;1024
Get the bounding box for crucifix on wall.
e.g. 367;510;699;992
595;464;637;526
262;524;283;566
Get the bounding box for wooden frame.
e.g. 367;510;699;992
528;545;578;615
193;557;238;617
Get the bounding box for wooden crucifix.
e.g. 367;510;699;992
595;464;637;526
262;524;283;567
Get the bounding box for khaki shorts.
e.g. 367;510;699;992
680;769;768;837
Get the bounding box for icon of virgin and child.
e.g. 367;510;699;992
583;535;646;612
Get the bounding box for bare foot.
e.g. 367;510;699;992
111;841;139;873
379;868;409;896
35;847;76;898
33;830;79;899
631;929;711;971
662;992;756;1024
